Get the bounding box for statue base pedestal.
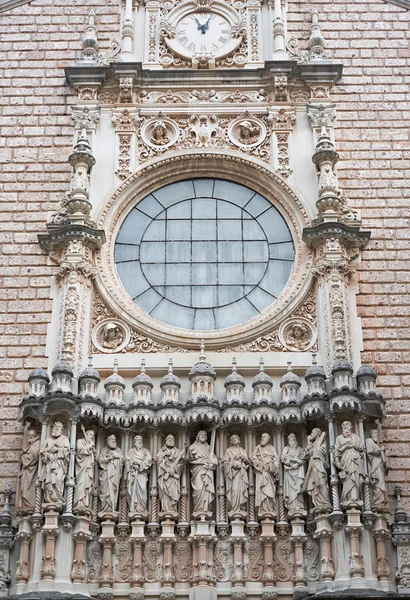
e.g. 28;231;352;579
260;519;276;539
189;585;217;600
190;520;215;537
160;518;176;539
231;519;246;537
130;519;145;539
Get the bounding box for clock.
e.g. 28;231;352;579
176;12;232;56
160;1;245;61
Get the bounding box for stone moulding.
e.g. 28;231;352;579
94;150;314;350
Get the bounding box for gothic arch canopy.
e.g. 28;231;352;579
95;150;314;349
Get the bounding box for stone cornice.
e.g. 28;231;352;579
0;0;35;13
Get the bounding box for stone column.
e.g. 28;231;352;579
41;509;59;581
313;511;335;585
290;518;308;599
0;486;15;596
15;519;32;589
392;485;410;594
98;518;116;600
261;522;277;600
373;516;391;590
121;0;134;58
345;511;365;587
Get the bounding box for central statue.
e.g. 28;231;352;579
187;430;217;519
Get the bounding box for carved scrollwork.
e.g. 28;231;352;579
214;538;233;581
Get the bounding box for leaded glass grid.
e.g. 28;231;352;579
115;178;294;330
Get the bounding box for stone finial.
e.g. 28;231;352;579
79;9;100;63
28;367;49;398
67;128;96;221
188;340;216;402
312;129;342;218
308;9;326;60
331;356;353;391
160;358;181;404
132;358;153;405
79;355;100;399
252;357;273;404
51;355;74;393
356;365;377;395
305;353;326;396
104;359;126;404
224;357;245;404
279;362;301;404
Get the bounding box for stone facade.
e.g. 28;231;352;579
0;0;409;598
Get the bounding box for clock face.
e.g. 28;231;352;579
175;12;232;55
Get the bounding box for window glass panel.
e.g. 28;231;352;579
192;198;216;219
217;201;242;219
244;263;267;285
141;263;165;286
247;287;274;313
213;180;254;205
192;242;217;262
166;200;191;220
117;262;149;299
257;208;292;243
215;298;258;329
192;263;217;285
218;285;244;305
143;219;165;240
167;220;191;240
259;260;292;297
218;241;242;262
136;288;163;313
192;286;217;308
244;193;271;217
140;241;165;263
193;178;215;198
136;195;164;218
151;300;195;329
163;286;190;305
269;241;294;260
115;244;139;262
243;220;265;240
166;241;191;263
153;180;195;206
218;263;244;285
166;263;191;285
194;309;216;330
244;241;269;262
218;220;242;240
192;220;216;241
117;210;151;244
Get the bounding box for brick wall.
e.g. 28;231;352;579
0;0;120;492
1;0;410;507
289;0;410;507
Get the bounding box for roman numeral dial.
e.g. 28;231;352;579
175;11;232;56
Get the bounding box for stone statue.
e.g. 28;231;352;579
100;323;124;350
334;421;365;508
187;430;217;518
251;433;279;519
366;429;388;512
74;426;96;512
157;434;185;518
16;423;40;513
125;435;152;517
304;428;332;512
221;434;249;519
282;433;306;516
150;121;170;146
99;434;124;514
39;421;70;507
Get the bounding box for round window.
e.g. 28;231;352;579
114;178;294;330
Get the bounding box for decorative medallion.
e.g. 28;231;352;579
141;117;179;150
92;319;130;353
279;317;316;352
228;116;266;149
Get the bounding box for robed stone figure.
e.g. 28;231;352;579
366;429;388;512
252;433;279;518
74;427;96;512
304;428;332;512
126;435;152;517
157;434;185;517
282;433;306;516
16;423;40;513
187;430;217;518
99;434;124;514
39;421;70;507
334;421;365;508
221;434;249;519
